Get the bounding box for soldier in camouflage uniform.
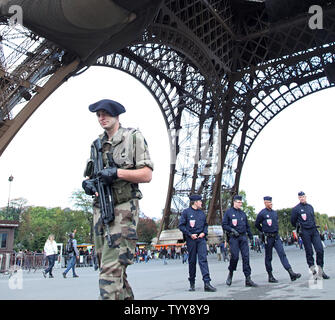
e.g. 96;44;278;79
82;99;153;300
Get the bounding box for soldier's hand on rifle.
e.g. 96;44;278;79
97;166;118;184
82;179;98;196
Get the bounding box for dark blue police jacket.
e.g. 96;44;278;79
291;202;317;229
255;208;279;233
179;207;208;238
222;207;252;238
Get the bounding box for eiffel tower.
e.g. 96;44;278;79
1;1;335;239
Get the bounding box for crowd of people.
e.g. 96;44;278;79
134;245;189;264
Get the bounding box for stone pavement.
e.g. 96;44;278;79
1;242;335;300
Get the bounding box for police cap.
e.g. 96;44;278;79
189;194;202;201
298;191;305;196
89;99;126;116
263;196;272;201
233;195;242;201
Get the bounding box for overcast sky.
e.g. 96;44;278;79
0;66;334;218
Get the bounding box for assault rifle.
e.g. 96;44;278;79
90;138;115;248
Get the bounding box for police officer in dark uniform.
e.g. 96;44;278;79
222;195;258;287
255;196;301;283
291;191;330;279
179;194;216;292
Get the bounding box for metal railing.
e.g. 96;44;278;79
0;252;96;277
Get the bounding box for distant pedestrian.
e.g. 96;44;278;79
176;246;181;259
181;246;188;264
92;246;99;271
63;233;79;278
162;247;168;265
43;234;58;278
220;241;227;262
255;237;262;253
222;241;229;262
216;244;222;261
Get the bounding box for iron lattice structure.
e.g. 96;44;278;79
1;0;335;234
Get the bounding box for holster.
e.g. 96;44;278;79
296;224;303;236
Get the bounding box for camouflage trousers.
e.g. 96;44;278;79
93;198;139;300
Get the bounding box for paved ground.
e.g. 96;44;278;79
1;242;335;300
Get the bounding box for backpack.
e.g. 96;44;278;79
66;238;74;254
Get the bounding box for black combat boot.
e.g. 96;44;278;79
287;268;301;281
317;266;330;279
245;276;258;287
226;271;233;286
268;272;278;283
204;282;217;292
189;283;195;291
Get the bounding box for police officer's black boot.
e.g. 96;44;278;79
245;276;258;287
226;271;233;286
189;283;195;291
317;266;330;279
268;272;278;283
287;268;301;281
204;282;217;292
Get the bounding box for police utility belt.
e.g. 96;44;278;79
262;232;278;245
229;231;246;237
264;232;277;238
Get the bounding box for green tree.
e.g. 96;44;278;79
0;197;28;221
328;216;335;232
70;189;94;243
15;206;91;251
240;190;257;235
137;217;157;243
276;209;295;238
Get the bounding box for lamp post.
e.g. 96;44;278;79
7;174;14;213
